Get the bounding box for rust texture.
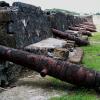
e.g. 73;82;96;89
85;27;97;32
81;25;96;30
78;30;92;37
52;28;89;46
75;24;96;29
83;22;96;27
0;45;100;89
69;26;81;31
69;26;96;32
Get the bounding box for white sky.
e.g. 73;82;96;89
2;0;100;13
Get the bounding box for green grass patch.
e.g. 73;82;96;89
82;44;100;70
50;90;97;100
82;32;100;70
90;32;100;41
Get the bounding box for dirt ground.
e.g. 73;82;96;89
0;73;68;100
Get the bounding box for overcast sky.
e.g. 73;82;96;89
2;0;100;13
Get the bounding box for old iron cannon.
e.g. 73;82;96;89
52;28;90;46
0;45;100;89
78;30;92;37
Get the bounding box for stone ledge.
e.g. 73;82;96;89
24;38;70;60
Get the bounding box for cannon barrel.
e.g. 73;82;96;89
83;22;96;27
75;24;96;29
68;26;80;31
69;26;96;32
85;27;97;32
52;28;90;46
78;30;92;37
0;45;100;89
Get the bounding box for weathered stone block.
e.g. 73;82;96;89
25;38;69;60
68;47;83;64
53;48;69;60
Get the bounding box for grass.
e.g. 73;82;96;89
82;32;100;71
49;32;100;100
90;32;100;42
50;90;97;100
82;45;100;70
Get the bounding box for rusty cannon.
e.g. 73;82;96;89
52;28;90;46
68;26;81;31
75;24;96;30
85;27;97;32
83;22;96;27
0;45;100;89
69;26;96;32
78;30;92;37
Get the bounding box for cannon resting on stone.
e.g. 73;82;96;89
69;26;97;32
0;45;100;90
78;30;92;37
52;28;90;46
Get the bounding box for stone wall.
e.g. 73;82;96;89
0;2;93;49
9;2;52;49
46;12;88;32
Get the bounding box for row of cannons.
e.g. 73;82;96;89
0;1;99;91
